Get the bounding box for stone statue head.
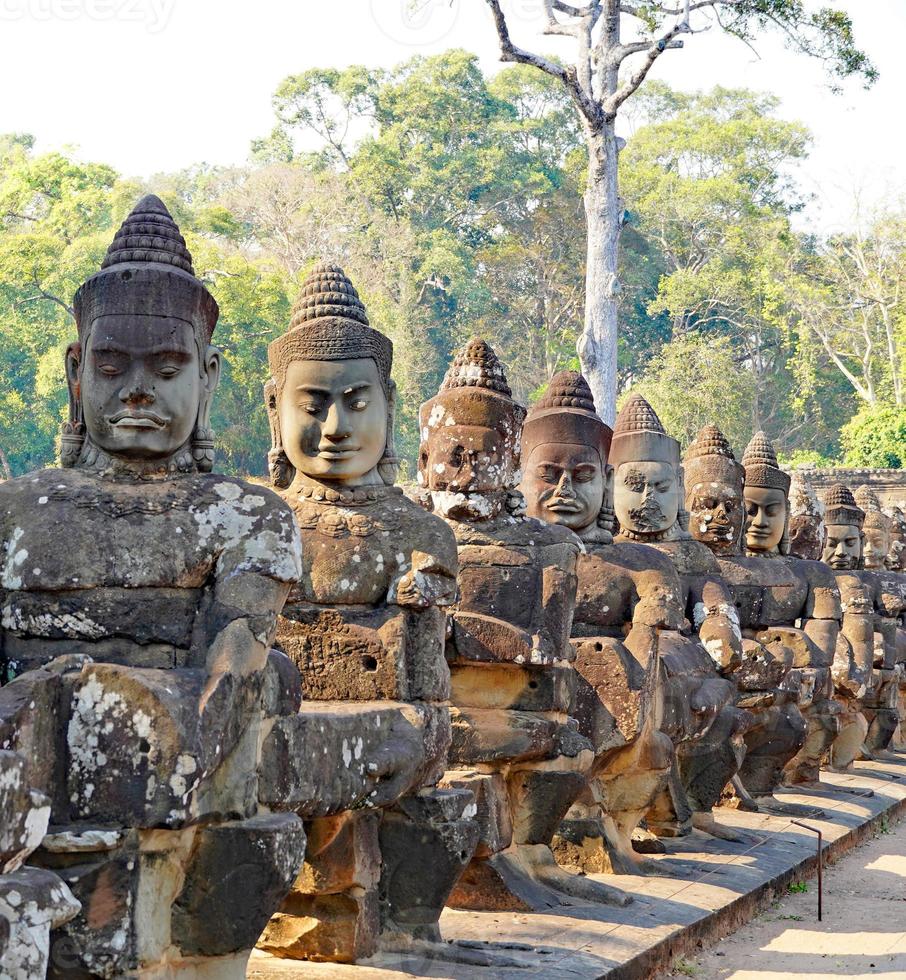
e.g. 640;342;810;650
520;371;613;542
67;195;221;472
886;506;906;571
418;338;526;522
822;484;865;570
265;263;397;490
788;472;826;561
855;485;892;571
683;425;745;555
610;394;685;542
741;432;791;556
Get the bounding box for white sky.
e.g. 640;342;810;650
0;0;902;232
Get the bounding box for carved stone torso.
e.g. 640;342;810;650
444;514;579;667
716;554;811;629
0;467;299;676
277;485;458;706
573;540;683;637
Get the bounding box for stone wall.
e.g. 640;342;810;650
789;466;906;510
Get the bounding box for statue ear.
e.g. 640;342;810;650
377;378;400;487
191;345;222;473
61;341;85;468
264;377;294;490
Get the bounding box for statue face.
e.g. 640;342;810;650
420;423;511;521
823;523;862;570
614;460;678;535
77;315;213;460
522;442;603;533
688;479;743;553
862;527;891;570
789;516;826;562
280;358;387;485
744;486;787;554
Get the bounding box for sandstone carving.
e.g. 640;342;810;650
691;432;831;816
0;195;306;978
257;264;483;965
609;407;749;844
853;486;906;757
818;485;878;772
520;372;678;876
419;343;626;910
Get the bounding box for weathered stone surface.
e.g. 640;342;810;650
1;867;80;979
421;351;628;912
0;195;303;977
260;263;468;962
172;814;306;957
440;770;512;858
379;787;478;941
259;701;449;816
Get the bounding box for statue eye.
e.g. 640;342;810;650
349;397;368;411
98;364;121;377
158;366;180;378
450;447;464;468
574;467;596;483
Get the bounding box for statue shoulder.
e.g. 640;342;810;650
391;492;459;570
192;475;302;584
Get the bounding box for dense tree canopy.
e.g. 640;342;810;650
0;53;902;477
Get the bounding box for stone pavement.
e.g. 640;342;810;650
248;756;906;979
660;781;906;979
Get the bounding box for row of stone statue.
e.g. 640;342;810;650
2;195;904;978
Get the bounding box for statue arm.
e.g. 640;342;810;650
692;575;743;673
538;539;579;660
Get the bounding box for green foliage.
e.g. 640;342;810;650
787;880;809;893
841;405;906;469
626;333;756;453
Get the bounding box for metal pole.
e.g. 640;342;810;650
791;820;823;922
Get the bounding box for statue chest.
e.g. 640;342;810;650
455;542;545;631
0;488;221;592
573;551;637;633
718;556;808;627
287;501;407;605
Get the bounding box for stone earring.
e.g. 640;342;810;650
60;420;85;468
191;426;215;473
264;378;294;489
61;341;85;468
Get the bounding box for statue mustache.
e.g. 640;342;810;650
628;499;666;526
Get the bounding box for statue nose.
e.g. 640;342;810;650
120;378;154;404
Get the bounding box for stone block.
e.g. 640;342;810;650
172;813;306;958
295;811;380;895
449;707;563;764
440;770;512;857
0;867;80;979
450;662;573;712
259;701;447;816
259;889;379;964
379;787;478;940
0;751;51;874
65;662;261;827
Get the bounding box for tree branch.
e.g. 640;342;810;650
485;0;600;124
603;18;691;117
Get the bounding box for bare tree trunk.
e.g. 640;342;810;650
0;446;12;481
579;125;621;425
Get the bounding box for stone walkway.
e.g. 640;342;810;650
659;792;906;979
248;756;906;979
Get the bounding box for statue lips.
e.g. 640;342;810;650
546;496;582;514
109;410;168;429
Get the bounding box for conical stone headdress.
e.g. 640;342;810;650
789;472;825;522
824;484;864;529
419;338;526;435
610;393;679;469
522;371;612;463
684;424;743;488
74;194;219;343
741;431;790;493
268;263;393;393
855;484;891;532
